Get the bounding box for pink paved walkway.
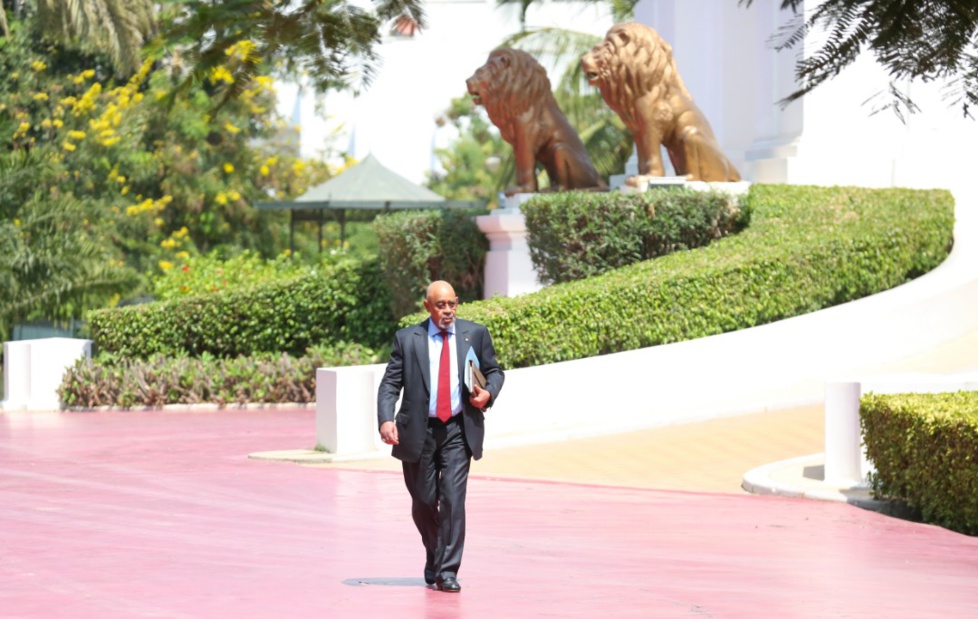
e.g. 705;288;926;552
2;409;977;618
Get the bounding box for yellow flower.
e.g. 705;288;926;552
260;165;270;176
159;260;174;271
209;66;234;85
31;60;47;72
228;190;241;201
160;238;178;250
108;293;121;308
68;130;86;140
82;69;95;79
14;122;30;138
226;40;258;62
126;205;139;216
224;122;241;134
175;251;190;260
62;141;77;152
223;162;234;173
215;192;228;206
154;217;164;226
173;226;189;239
40;119;53;129
121;186;130;196
33;92;49;101
13;219;21;227
10;72;18;80
53;119;64;128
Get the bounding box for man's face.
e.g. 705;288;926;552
424;285;458;330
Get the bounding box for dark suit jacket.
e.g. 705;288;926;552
378;318;504;462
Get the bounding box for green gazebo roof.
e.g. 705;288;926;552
258;154;481;211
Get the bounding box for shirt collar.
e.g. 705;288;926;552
427;320;455;338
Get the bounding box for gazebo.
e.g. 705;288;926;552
256;154;484;253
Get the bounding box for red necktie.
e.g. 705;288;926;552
437;330;452;422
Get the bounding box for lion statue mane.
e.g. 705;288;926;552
581;22;741;183
466;48;605;196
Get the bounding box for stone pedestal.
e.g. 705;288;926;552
476;194;543;299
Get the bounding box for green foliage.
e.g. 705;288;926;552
59;342;384;408
426;96;510;209
861;391;978;535
401;184;953;369
374;209;488;318
88;258;396;358
0;150;140;339
522;187;748;284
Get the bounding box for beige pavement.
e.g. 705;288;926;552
323;327;978;495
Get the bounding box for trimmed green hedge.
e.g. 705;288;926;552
89;257;396;358
861;391;978;535
403;184;954;369
59;342;384;408
374;209;487;318
522;187;749;284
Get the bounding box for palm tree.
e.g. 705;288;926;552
741;0;978;118
2;0;427;97
1;0;156;77
0;150;141;339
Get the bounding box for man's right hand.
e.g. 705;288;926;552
379;421;399;445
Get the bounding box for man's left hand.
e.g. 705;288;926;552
469;384;490;410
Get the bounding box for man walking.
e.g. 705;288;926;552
377;280;505;592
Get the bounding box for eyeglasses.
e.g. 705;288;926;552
433;299;458;310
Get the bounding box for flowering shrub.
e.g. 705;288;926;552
151;250;336;300
59;342;385;408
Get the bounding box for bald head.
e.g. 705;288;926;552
426;280;457;301
424;280;458;330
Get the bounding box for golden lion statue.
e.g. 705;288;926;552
466;48;605;196
581;22;741;183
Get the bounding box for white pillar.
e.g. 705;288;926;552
823;381;867;486
315;365;384;456
476;195;543;299
2;341;32;411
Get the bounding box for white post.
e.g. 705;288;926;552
315;365;383;456
823;381;866;486
26;338;92;411
2;341;32;411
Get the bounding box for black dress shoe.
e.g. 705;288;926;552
436;577;461;592
424;567;436;585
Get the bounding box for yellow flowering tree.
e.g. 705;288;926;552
0;13;335;333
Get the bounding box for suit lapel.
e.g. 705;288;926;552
414;320;431;394
455;320;472;389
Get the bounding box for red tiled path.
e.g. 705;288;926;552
2;409;977;618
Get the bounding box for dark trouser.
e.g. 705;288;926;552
402;415;471;581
